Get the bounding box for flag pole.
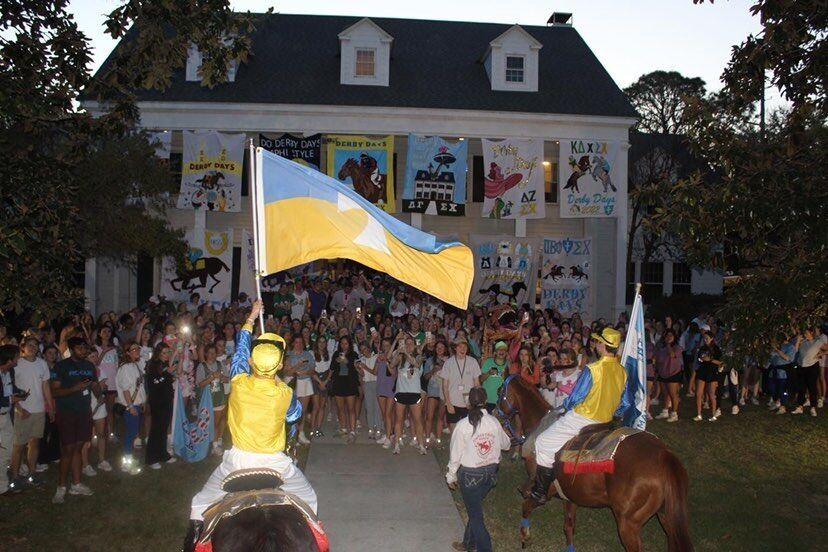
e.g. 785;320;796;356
247;138;265;334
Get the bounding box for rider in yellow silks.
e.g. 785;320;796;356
184;300;318;550
530;327;631;503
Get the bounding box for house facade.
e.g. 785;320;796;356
83;13;639;320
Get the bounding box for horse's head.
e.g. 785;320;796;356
496;375;551;440
338;158;358;180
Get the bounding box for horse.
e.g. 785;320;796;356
496;375;693;552
543;264;565;282
564;155;591;194
590;155;617;193
194;468;328;552
569;265;589;282
337;158;386;204
170;257;230;294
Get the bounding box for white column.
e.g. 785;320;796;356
84;258;98;316
614;141;631;317
663;261;674;297
112;264;120;314
411;213;423;229
515;219;527;238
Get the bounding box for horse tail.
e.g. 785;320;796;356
660;450;694;552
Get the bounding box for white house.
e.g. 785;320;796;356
83;12;640;319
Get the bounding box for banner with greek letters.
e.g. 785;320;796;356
177;131;245;212
540;237;592;316
559;140;620;217
402;134;467;216
469;235;539;307
481;138;544;219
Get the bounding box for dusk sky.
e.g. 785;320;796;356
68;0;782;108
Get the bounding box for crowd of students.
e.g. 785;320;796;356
1;263;825;504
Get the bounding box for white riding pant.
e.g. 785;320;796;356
190;447;318;520
534;410;594;469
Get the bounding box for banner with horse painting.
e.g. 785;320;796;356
160;228;234;305
469;234;539;308
259;133;322;171
176;131;244;212
481;138;545;220
326;135;395;213
559;140;620;218
540;236;593;316
402;134;468;216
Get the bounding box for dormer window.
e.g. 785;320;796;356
505;56;525;83
339;18;393;87
185;43;237;83
355;48;376;77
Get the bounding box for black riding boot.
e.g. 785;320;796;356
529;465;556;504
182;520;204;552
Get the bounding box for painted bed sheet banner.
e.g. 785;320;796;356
259;133;322;170
160;228;234;305
469;235;539;308
177;131;245;212
540;236;592;316
559;139;620;218
326;135;395;213
481;138;545;220
402;134;468;216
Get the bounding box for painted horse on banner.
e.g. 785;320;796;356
338;157;387;204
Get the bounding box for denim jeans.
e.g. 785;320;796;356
459;464;498;552
123;405;143;456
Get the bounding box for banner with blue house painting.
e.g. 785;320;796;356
402;134;468;216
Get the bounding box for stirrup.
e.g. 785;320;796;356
529;465;555;504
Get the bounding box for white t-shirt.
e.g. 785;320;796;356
116;362;146;406
439;355;482;407
314;357;331;374
396;360;422;394
389;300;408;318
13;357;50;413
798;335;827;366
359;354;378;383
446;412;511;484
291;290;309;320
552;369;581;409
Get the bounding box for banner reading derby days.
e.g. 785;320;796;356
259;133;322;170
559;139;620;218
327;135;395;213
540;236;592;316
402;134;468;216
177;131;244;212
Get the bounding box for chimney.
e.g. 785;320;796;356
547;12;573;26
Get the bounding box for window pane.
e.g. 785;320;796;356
355;49;375;77
505;56;524;83
544;160;558;203
506;56;524;69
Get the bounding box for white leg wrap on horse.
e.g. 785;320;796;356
190;448;318;520
534;410;593;469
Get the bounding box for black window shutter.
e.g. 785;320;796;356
472;155;484;202
231;246;241;301
241;149;250;197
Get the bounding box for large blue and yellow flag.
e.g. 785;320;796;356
254;148;474;309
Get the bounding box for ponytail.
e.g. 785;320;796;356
468;386;487;434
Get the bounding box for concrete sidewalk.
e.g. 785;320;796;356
304;426;463;551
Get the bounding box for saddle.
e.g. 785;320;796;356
558;424;639;475
196;468;329;552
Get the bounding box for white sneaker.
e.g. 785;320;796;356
655;409;670;420
346;431;356;444
750;397;759;406
667;413;679;423
134;437;143;449
418;445;427;455
52;486;67;503
298;432;311;445
149;463;162;470
731;405;740;415
410;437;419;447
82;465;97;477
803;399;811;407
767;398;776;408
708;416;718;422
377;436;390;446
714;408;721;417
19;465;29;477
393;442;401;455
211;444;223;456
818;398;824;408
693;415;703;422
36;463;49;473
738;398;746;406
125;465;141;476
776;406;787;415
810;407;817;417
69;483;93;496
166;456;177;464
97;460;113;472
791;406;804;415
442;427;451;435
382;438;393;450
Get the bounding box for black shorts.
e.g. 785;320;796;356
56;410;93;446
659;372;683;384
446;406;468;424
696;364;718;383
394;392;422;406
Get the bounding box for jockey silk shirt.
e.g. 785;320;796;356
565;355;629;424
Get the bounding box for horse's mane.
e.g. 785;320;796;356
511;375;551;411
212;505;319;552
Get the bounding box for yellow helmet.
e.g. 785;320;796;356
251;333;286;377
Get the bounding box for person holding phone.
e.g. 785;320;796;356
50;336;99;503
285;336;316;444
389;336;427;455
116;344;146;475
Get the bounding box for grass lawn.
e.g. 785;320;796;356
0;446;309;552
435;401;828;552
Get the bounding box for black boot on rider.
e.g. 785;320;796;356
182;519;204;552
530;465;556;504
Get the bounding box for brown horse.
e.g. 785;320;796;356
498;375;693;551
337;158;387;204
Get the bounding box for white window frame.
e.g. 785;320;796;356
355;48;376;78
505;55;525;83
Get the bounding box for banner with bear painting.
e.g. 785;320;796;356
469;235;539;308
540;236;592;316
559;140;620;218
259;133;322;170
327;135;395;213
160;228;233;305
402;134;467;216
481;138;544;220
177;131;245;212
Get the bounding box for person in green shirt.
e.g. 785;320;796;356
481;341;510;411
272;282;293;320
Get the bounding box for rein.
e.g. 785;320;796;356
496;374;525;446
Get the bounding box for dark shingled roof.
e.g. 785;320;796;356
98;14;637;118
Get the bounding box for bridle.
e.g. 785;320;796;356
495;374;525;446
